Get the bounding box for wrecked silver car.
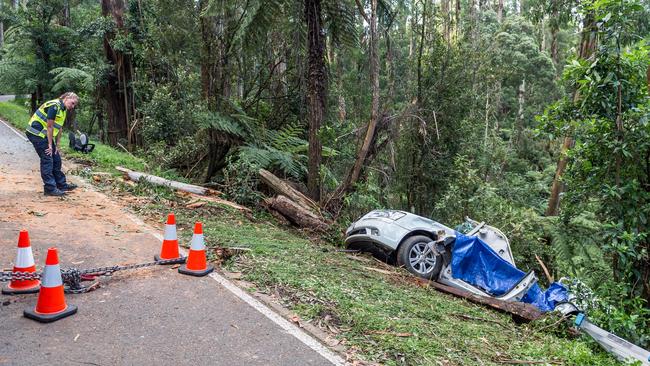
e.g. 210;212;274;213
346;210;650;365
345;210;536;302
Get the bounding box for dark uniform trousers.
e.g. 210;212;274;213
26;132;67;193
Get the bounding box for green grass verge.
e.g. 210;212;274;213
0;100;624;365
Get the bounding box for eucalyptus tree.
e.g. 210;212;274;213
101;0;135;147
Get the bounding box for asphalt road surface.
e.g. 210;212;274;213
0;118;342;366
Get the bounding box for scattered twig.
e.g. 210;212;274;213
185;153;207;179
362;266;395;276
432;110;440;140
534;254;554;283
367;330;412;337
526;314;569;337
116;142;135;158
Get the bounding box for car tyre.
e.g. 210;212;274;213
397;235;443;280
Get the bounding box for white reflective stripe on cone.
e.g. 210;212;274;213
163;224;177;240
190;234;205;250
15;247;35;268
41;264;63;288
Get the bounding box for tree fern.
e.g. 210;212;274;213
323;0;358;48
50;67;94;92
196;109;247;139
238;144;306;178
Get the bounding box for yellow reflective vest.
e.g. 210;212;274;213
26;99;67;139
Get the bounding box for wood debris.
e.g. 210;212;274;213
367;330;413;337
259;169;330;231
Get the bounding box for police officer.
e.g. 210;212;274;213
26;92;79;196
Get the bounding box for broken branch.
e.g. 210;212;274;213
116;166;220;196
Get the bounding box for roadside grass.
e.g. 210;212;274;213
0;100;623;365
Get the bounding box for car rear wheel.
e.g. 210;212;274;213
397;235;443;280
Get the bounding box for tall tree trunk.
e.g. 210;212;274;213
101;0;134;147
335;50;346;122
386;32;395;103
455;0;460;41
199;0;218;108
349;0;379;186
442;0;450;44
62;0;71;26
305;0;327;201
497;0;503;22
550;0;559;69
540;18;546;52
0;0;4;49
514;78;525;147
200;0;237;181
329;0;380;207
546;14;597;216
30;93;37;114
417;0;426;104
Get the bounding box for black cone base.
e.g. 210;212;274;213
178;264;214;277
24;304;77;323
154;255;186;264
2;284;40;295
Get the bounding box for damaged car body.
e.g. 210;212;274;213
345;210;536;302
345;210;650;365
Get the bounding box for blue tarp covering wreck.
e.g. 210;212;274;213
451;232;568;312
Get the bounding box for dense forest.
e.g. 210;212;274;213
1;0;649;349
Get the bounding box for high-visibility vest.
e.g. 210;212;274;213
26;99;67;139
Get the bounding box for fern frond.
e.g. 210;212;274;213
269;121;305;151
323;0;358;48
198;110;246;138
50;67;94;92
237;143;306;179
239;0;287;50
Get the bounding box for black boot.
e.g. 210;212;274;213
58;183;77;191
44;189;66;196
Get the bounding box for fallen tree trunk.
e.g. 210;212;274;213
421;279;543;322
259;169;320;214
116;166;219;196
265;195;329;231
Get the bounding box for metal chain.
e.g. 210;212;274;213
0;257;186;294
0;270;41;282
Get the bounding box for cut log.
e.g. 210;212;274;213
259;169;320;214
267;195;329;231
420;279;543;322
116;166;220;196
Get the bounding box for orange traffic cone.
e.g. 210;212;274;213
178;222;214;277
24;248;77;323
2;230;41;295
154;213;184;264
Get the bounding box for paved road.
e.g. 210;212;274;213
0;119;341;366
0;95;18;102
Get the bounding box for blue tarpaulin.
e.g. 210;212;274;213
451;232;568;312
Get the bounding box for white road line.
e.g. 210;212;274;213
0;118;28;142
125;213;346;366
1;118;345;364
